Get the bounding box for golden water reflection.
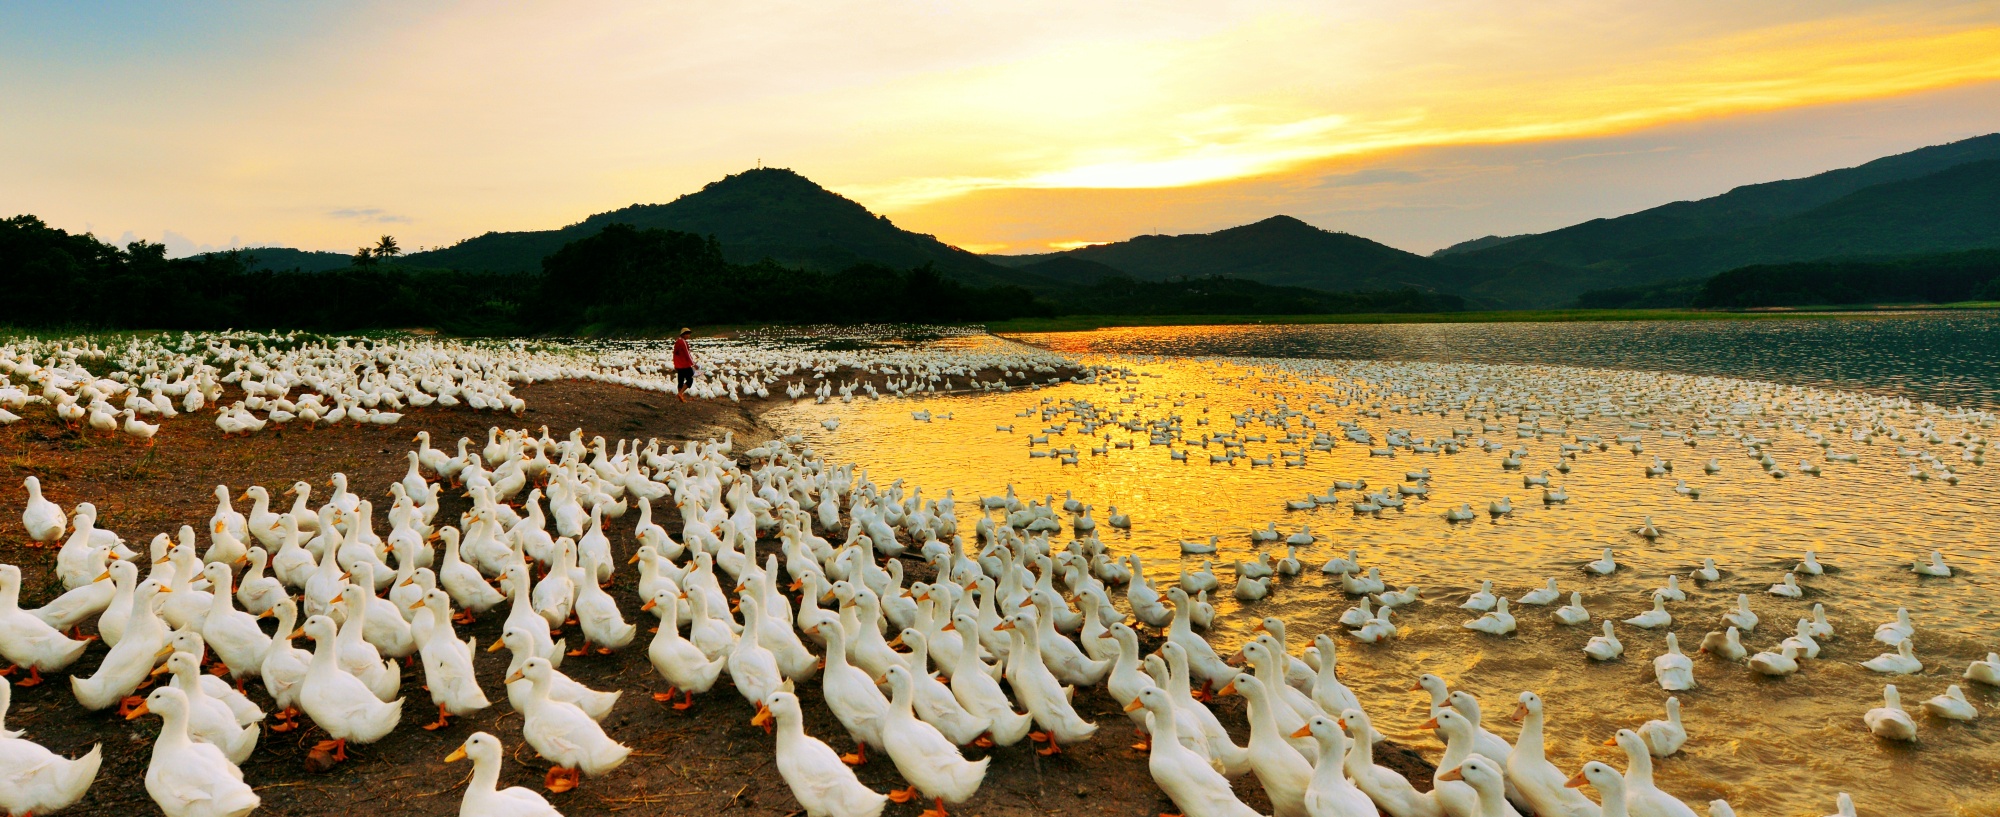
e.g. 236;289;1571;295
767;351;1998;816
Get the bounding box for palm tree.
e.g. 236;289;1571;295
374;235;402;261
353;246;377;267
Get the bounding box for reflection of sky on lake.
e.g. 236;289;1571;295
770;333;1998;816
1011;312;2000;411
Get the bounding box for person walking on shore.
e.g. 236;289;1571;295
673;328;697;402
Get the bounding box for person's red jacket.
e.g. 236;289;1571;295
673;337;693;369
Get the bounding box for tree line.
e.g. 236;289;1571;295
1573;249;2000;309
2;214;1466;335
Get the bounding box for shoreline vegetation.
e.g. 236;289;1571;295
7;212;1998;341
9;302;1999;345
981;303;2000;334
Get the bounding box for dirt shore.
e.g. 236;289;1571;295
1;378;1432;817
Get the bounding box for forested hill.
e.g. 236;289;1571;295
1435;133;2000;306
988;215;1457;293
401;168;1041;290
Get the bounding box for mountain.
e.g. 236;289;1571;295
989;215;1456;292
1005;256;1128;285
1440;133;2000;306
216;246;353;273
1431;234;1525;256
402;167;1044;290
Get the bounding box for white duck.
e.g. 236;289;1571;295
437;527;506;618
298;614;403;763
571;551;635;654
1227;673;1311;817
1461;581;1498;612
643;588;726;711
1767;573;1802;598
233;547;285;615
1610;729;1699;817
1436;756;1525;817
946;613;1034;747
20;476;66;544
1862;639;1921;674
500;626;618;720
810;615;889;766
1697;628;1746;662
999;611;1097;754
1624;593;1672;630
1295;714;1377;817
1505;691;1601;817
1653;633;1695;690
0;564;91;685
1554;592;1591;627
1463;597;1515;635
1691;558;1720;583
411;589;491;730
1873;607;1914;645
1127;688;1260;817
1922;685;1978;721
1863;684;1917;741
755;691;888;817
1913;550;1951;577
1339;707;1442;817
258;597;311;726
70;578;169;710
1779;619;1820;659
197;563;270;682
160;652;258;764
446;732;563;817
129;686;259;817
1635;697;1686;757
1517;578;1561;606
1339;597;1375;629
1562;762;1628;817
1722;595;1758;632
1585;548;1617;575
896;628;991;746
0;676;103;817
878;665;989;817
1353;607;1398;643
513;656;630;792
1966;653;2000;686
726;594;789;707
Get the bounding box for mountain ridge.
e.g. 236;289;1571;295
401;167;1046;290
986;215;1458;293
1439;132;2000;305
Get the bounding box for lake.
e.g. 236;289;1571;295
1011;311;2000;410
767;315;1999;816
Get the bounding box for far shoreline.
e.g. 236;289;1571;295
982;302;2000;333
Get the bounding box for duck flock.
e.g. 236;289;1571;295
2;331;1997;817
0;328;1076;442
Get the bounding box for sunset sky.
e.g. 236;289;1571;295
5;1;1999;257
